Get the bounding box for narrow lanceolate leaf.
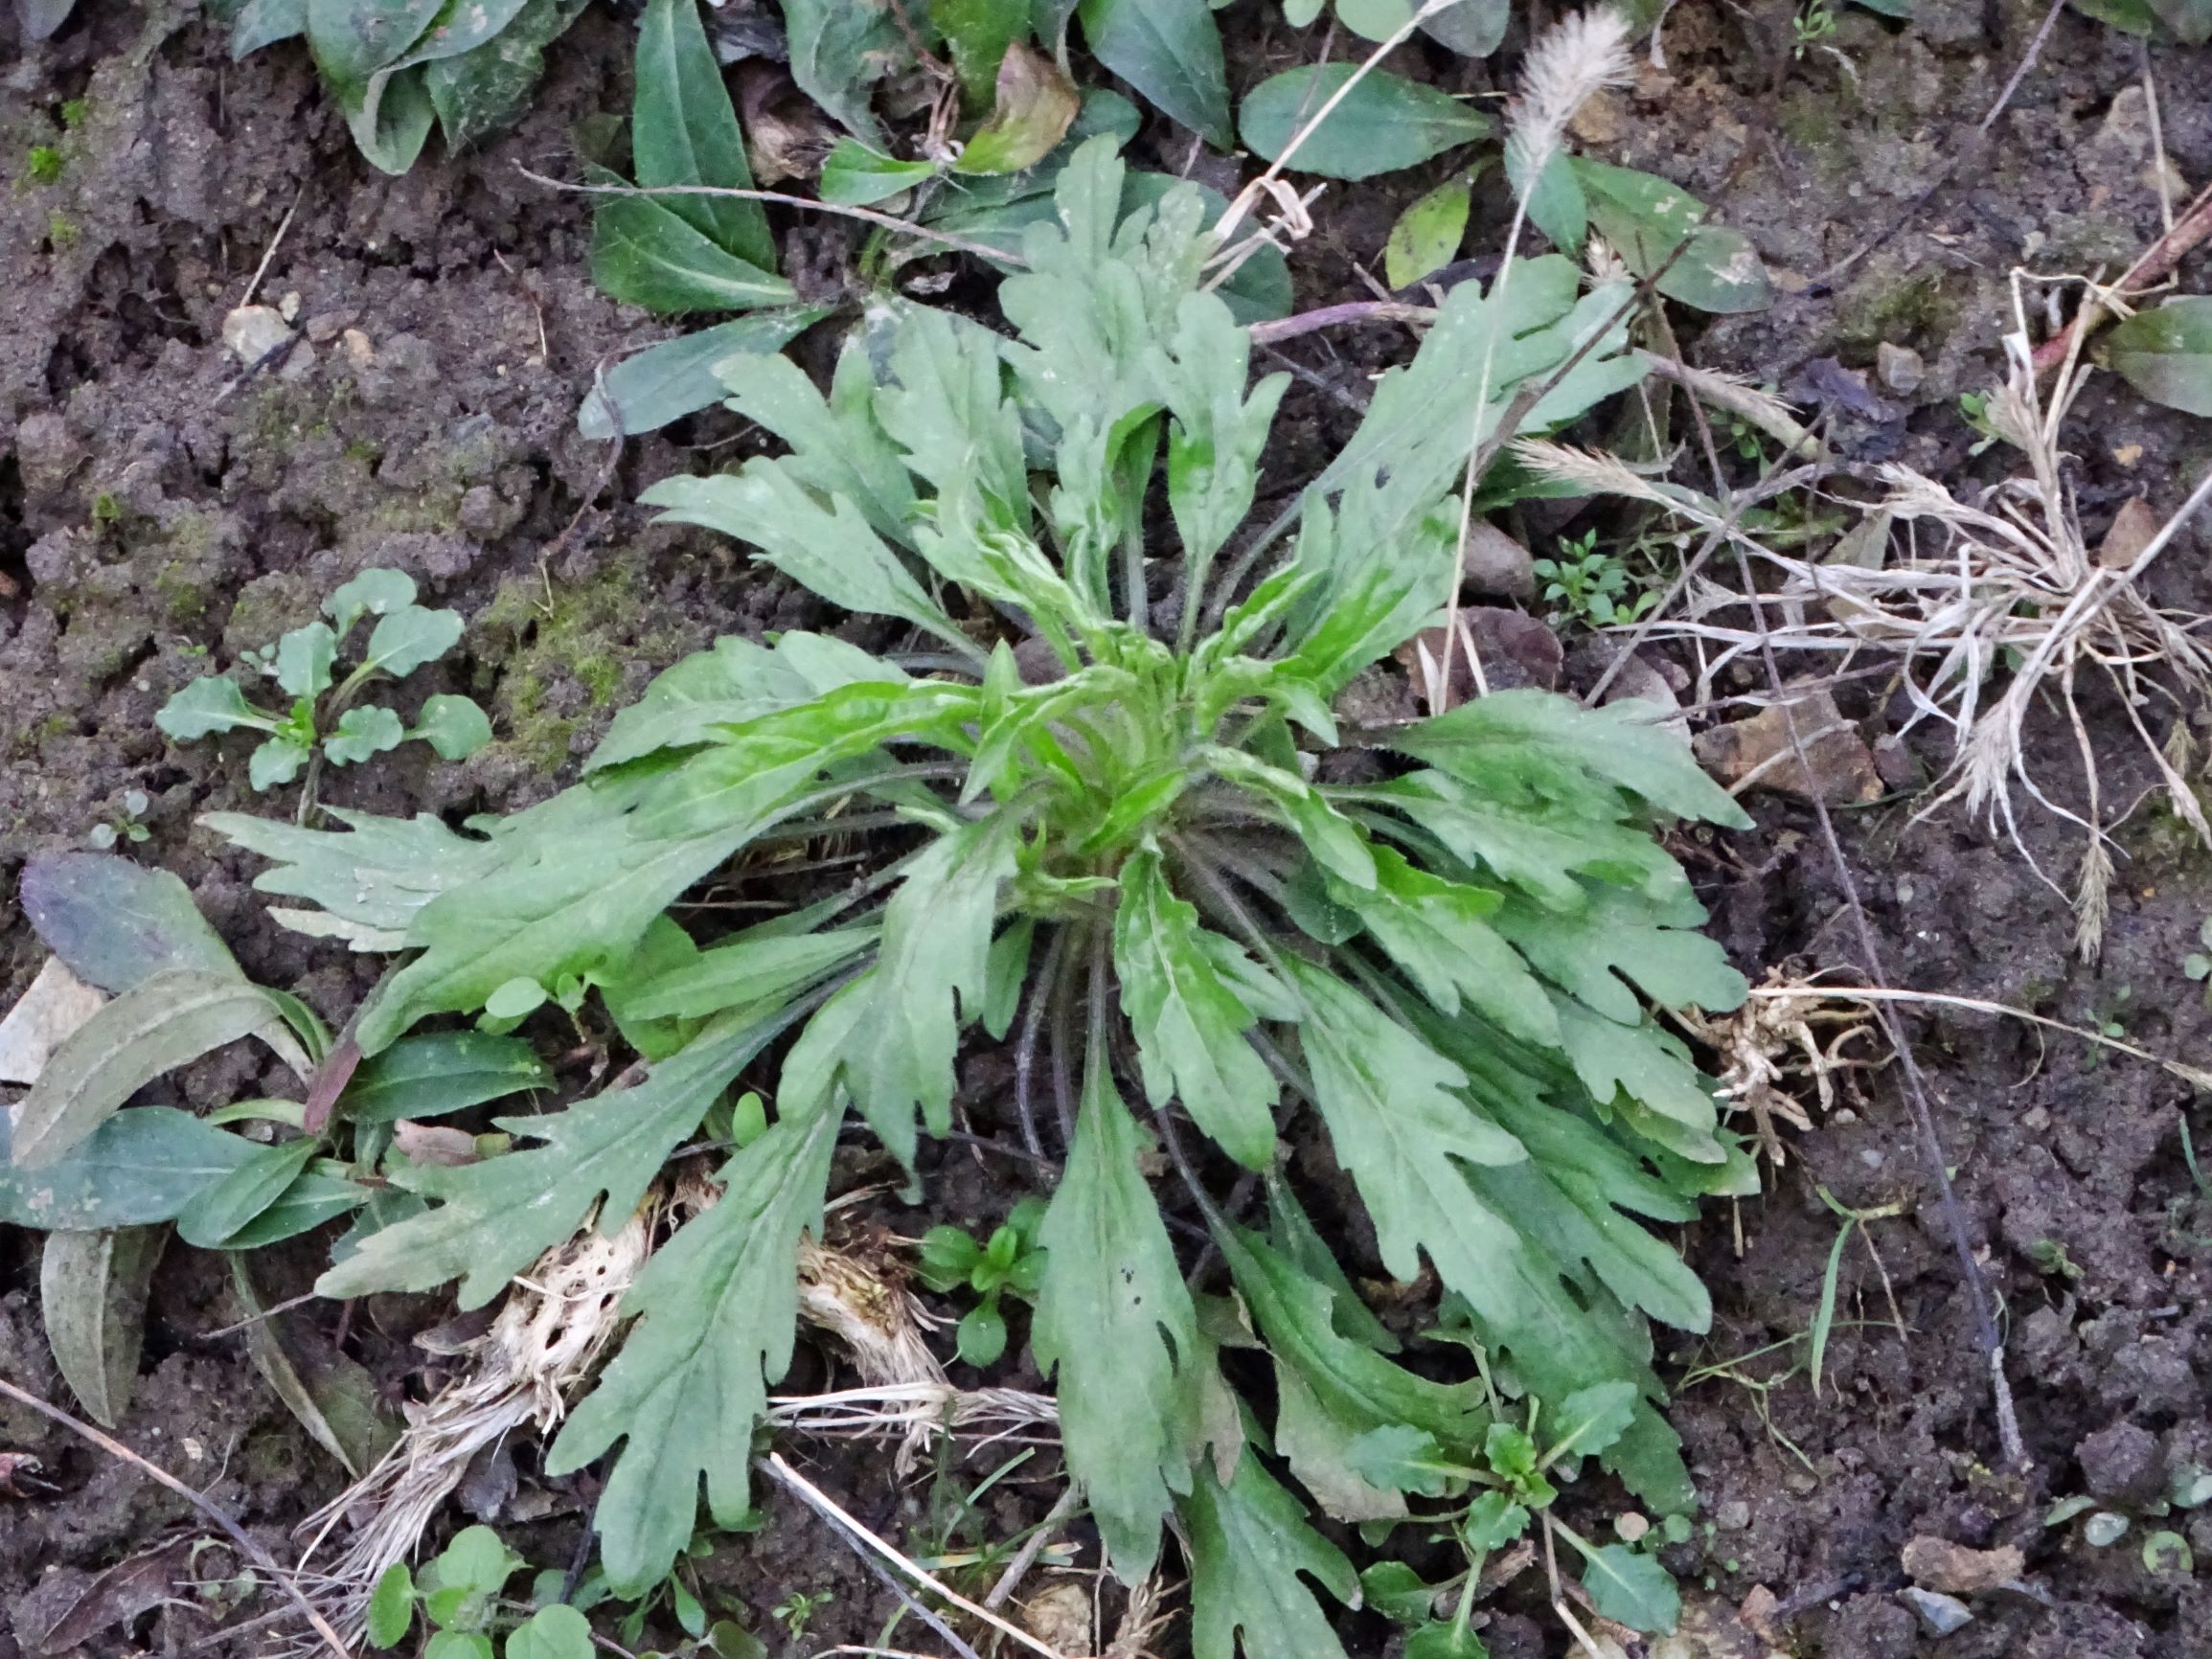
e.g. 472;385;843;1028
174;1139;320;1248
842;816;1017;1162
548;1097;838;1595
577;307;831;441
319;1007;793;1307
1077;0;1229;147
1180;1453;1359;1659
1238;65;1491;181
590;195;796;316
40;1226;166;1428
1032;1065;1205;1580
0;1108;254;1230
12;970;280;1170
1112;850;1278;1169
630;0;775;268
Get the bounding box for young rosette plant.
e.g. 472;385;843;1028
212;141;1753;1649
917;1197;1047;1365
158;569;490;790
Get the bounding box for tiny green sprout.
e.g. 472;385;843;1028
45;211;78;248
2027;1237;2084;1283
155;568;489;798
1958;391;2001;457
772;1589;832;1641
2182;918;2212;999
25;145;62;185
1532;532;1660;630
59;99;88;130
918;1197;1048;1366
90;491;122;524
1790;0;1837;57
85;788;150;850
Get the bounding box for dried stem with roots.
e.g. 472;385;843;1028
1520;268;2212;955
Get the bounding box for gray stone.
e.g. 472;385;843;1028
1898;1588;1973;1637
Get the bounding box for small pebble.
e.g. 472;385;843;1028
1898;1587;1973;1637
220;303;292;364
1877;341;1925;395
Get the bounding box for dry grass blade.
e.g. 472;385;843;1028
1568;275;2212;952
760;1452;1070;1659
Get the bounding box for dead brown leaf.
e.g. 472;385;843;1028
2097;495;2159;570
1692;685;1881;805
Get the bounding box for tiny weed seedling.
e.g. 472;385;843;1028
157;569;489;793
772;1589;832;1642
2182;918;2212;1003
1957;390;2002;456
1534;531;1659;628
367;1527;594;1659
1791;0;1838;57
917;1198;1047;1364
84;788;149;849
25;145;62;185
1357;1384;1682;1647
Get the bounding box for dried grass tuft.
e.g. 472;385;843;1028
1555;272;2212;952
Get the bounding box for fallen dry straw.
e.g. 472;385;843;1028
1522;272;2212;952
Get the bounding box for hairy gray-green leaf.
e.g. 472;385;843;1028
1112;850;1278;1169
1032;1065;1206;1579
547;1097;837;1594
841;815;1017;1162
1181;1453;1358;1659
645;466;967;649
320;1007;796;1305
